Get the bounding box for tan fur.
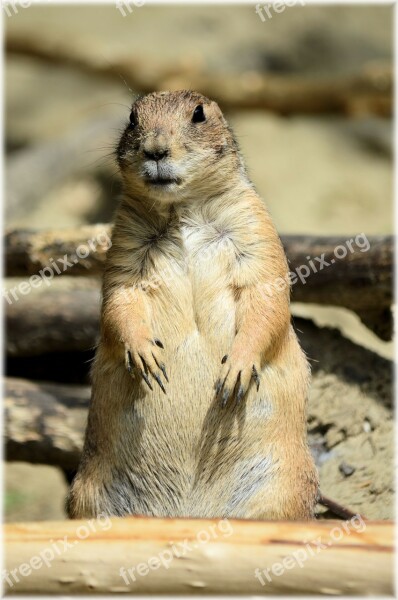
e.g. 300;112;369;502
67;91;318;520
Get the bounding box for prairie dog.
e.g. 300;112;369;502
67;90;318;520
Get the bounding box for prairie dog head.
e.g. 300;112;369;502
116;90;243;206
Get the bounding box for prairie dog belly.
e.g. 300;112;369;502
179;221;237;345
95;247;244;515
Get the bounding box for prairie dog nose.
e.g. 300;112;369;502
143;133;169;161
144;148;169;161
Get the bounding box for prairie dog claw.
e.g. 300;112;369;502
125;338;168;393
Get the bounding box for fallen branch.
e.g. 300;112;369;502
5;228;393;340
4;517;393;594
6;35;392;116
317;493;364;521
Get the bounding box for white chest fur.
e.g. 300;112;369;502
178;218;237;339
181;216;236;279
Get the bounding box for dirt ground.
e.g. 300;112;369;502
5;4;393;522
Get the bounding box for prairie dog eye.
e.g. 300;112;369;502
192;105;206;123
129;111;136;128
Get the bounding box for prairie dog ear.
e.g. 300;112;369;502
210;100;224;119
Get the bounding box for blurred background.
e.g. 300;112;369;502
5;3;393;521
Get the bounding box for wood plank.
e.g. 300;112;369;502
4;517;393;594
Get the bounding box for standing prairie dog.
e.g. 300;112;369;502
67;90;318;520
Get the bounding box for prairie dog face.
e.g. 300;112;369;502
116;90;240;205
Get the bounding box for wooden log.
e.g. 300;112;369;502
5;225;111;278
5;377;89;470
286;235;393;341
5;228;393;340
4;517;393;594
6;35;392;116
6;287;100;356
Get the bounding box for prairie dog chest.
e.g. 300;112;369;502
180;218;237;337
181;218;236;285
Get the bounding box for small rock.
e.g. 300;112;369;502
339;462;356;477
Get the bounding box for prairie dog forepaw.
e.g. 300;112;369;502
125;338;168;394
215;352;261;408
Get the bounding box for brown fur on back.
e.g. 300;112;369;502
67;91;318;519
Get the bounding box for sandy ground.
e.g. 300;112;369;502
5;4;393;522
